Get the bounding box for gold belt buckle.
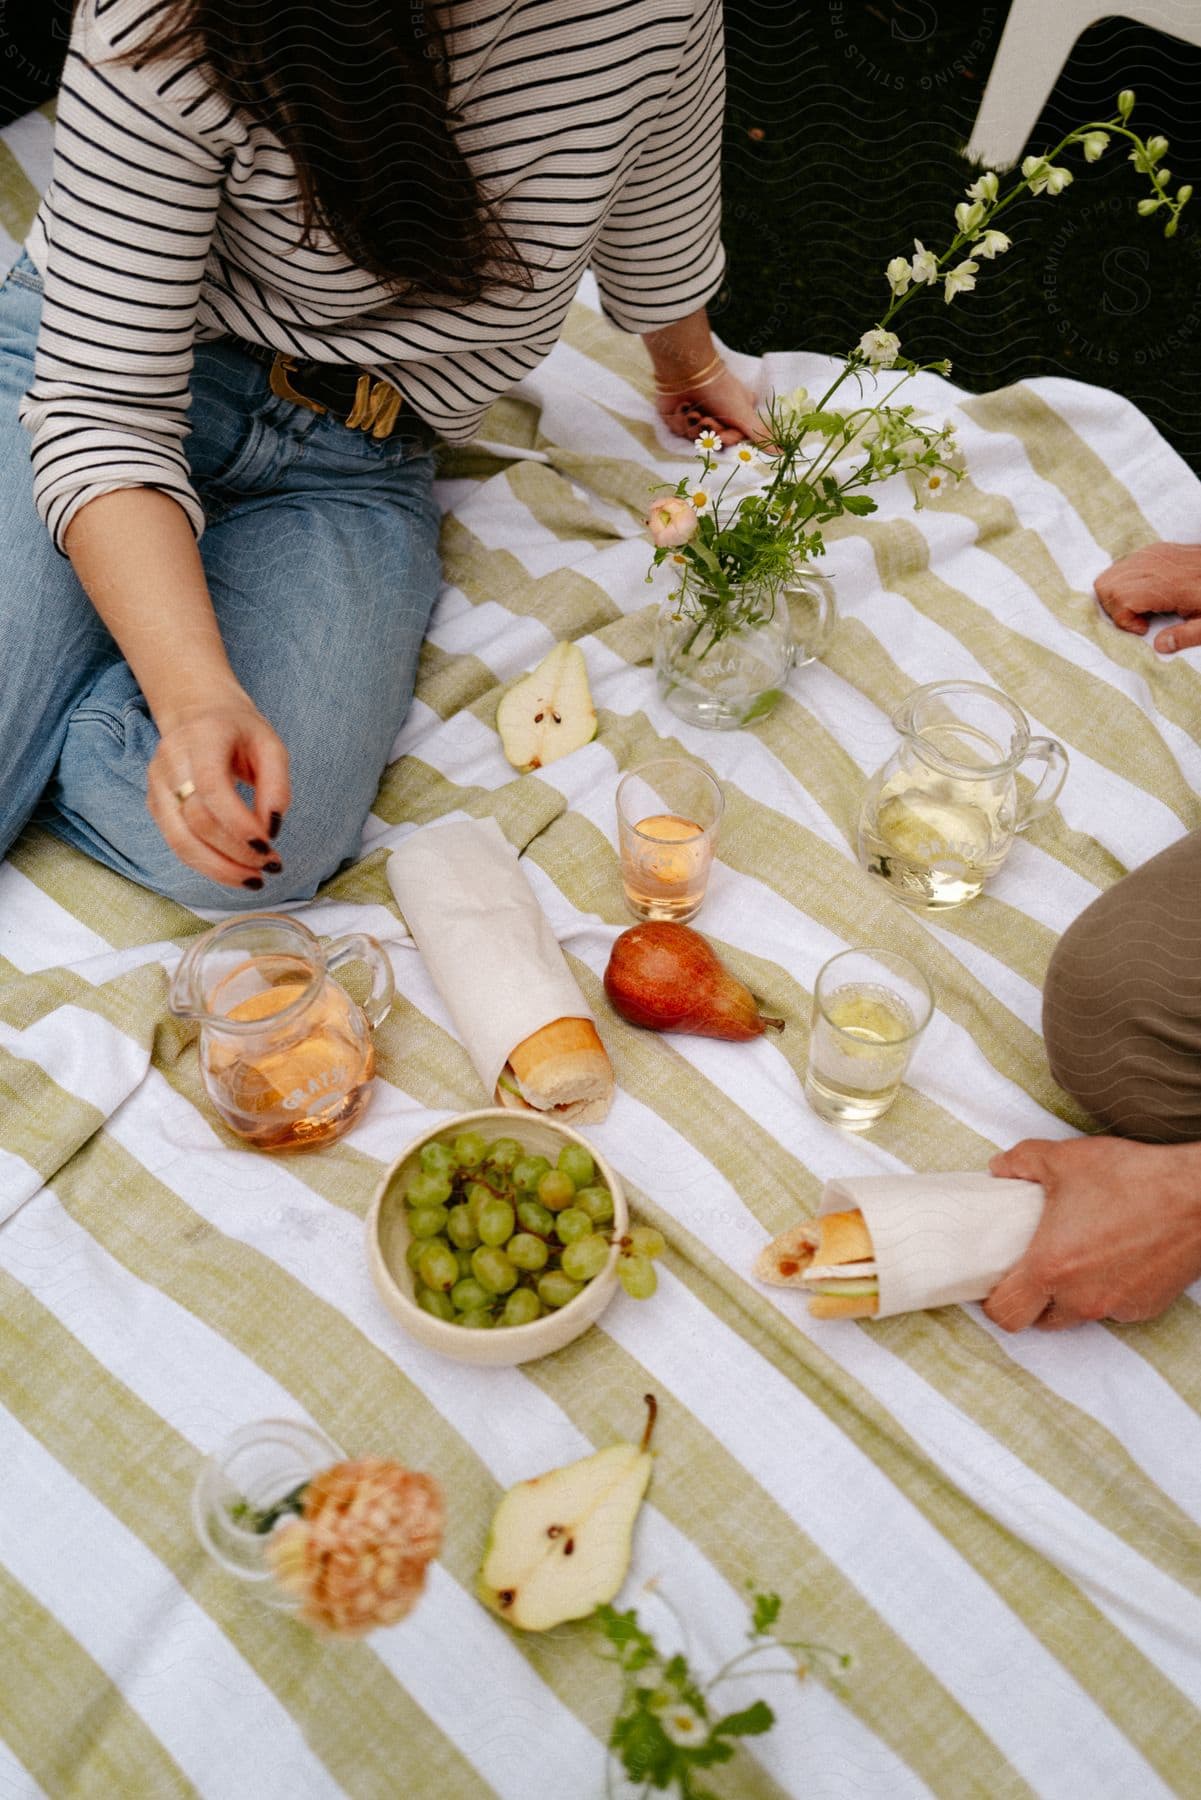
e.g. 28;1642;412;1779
268;351;326;416
345;372;404;440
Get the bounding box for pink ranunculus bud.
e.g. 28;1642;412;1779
647;495;699;548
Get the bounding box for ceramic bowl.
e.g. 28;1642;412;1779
367;1107;627;1366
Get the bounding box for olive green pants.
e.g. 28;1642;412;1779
1043;830;1201;1144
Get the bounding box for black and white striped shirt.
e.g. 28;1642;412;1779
20;0;725;550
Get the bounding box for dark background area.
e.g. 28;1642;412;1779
719;0;1201;474
5;1;1201;473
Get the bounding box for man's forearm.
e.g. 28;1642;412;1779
64;487;243;732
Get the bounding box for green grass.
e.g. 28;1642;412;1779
719;1;1201;473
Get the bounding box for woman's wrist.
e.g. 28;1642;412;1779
641;308;723;393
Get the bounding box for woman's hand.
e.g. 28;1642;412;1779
1094;542;1201;653
147;692;291;890
655;365;765;447
982;1136;1201;1331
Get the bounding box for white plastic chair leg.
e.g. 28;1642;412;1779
965;4;1104;170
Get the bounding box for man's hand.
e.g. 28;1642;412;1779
654;366;764;447
982;1136;1201;1332
147;693;291;890
1094;542;1201;654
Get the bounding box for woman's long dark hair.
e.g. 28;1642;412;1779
103;0;528;301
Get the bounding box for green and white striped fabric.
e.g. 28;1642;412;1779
4;153;1201;1795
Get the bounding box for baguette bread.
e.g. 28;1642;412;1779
495;1016;613;1125
754;1210;878;1319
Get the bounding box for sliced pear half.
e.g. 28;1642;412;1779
496;641;597;772
477;1396;656;1630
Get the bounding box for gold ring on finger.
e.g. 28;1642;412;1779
173;779;197;807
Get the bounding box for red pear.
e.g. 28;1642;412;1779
603;922;785;1041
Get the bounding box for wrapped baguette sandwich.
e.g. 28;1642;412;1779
754;1210;878;1319
496;1016;613;1125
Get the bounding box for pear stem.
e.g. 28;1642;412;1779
640;1393;658;1453
759;1014;786;1033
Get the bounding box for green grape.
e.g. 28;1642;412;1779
417;1241;459;1293
560;1232;610;1283
508;1232;549;1272
458;1306;496;1329
555;1207;591;1245
406;1169;452;1208
465;1181;495;1225
516;1199;555;1237
446;1204;479;1250
538;1169;576;1211
557;1144;595;1188
629;1225;667;1260
405;1238;427;1272
455;1247;475;1279
573;1184;614;1224
472;1246;518;1295
451;1276;491;1313
478;1197;516;1247
537;1269;582;1310
453;1130;488;1170
487;1137;523;1174
618;1254;658;1300
501;1288;542;1327
419;1140;456;1179
512;1154;551;1192
408;1204;449;1240
416;1285;456;1321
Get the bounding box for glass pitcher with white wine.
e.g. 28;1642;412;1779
858;681;1069;910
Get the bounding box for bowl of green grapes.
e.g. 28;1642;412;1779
367;1109;662;1366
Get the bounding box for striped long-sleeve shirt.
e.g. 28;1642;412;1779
19;0;726;550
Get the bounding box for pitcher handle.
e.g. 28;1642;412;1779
324;933;395;1030
789;572;837;669
1016;737;1070;831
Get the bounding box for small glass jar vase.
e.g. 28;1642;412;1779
653;569;835;730
191;1418;342;1606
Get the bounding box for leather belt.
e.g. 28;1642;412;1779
235;341;425;443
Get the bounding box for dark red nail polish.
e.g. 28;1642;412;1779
262;859;283;874
242;876;264;891
268;811;282;838
248;837;270;854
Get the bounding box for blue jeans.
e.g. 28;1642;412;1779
0;251;442;909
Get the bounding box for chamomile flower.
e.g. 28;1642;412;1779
690;489;711;511
734;443;761;467
695;428;723;454
660;1704;708;1748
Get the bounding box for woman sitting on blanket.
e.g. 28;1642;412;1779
0;0;759;906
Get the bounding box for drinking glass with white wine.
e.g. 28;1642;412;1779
805;948;933;1130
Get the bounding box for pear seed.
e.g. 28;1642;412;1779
546;1525;564;1539
498;1589;515;1608
564;1537;575;1556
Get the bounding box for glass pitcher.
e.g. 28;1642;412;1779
169;915;395;1150
857;681;1069;910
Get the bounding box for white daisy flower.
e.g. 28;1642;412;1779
690;488;711;511
660;1705;707;1748
695;429;723;453
734;443;760;466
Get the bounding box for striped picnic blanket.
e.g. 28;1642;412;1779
3;105;1201;1800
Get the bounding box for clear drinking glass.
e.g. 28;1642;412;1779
804;948;934;1131
191;1419;343;1603
616;759;724;922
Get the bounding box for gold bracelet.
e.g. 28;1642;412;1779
653;351;726;395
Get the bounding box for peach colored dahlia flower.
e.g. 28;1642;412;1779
266;1457;444;1637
